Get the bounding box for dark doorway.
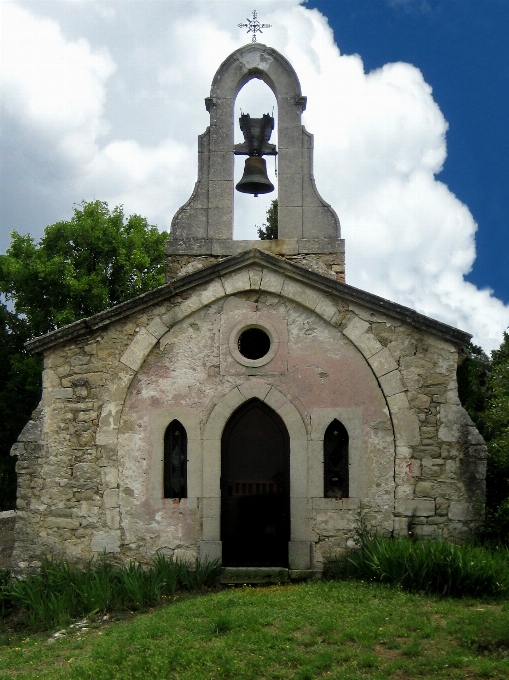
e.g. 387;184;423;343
221;399;290;567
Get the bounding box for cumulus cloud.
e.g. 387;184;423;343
1;0;508;350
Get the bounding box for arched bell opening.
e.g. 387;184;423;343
233;78;278;240
221;398;290;567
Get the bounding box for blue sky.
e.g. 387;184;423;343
308;0;509;304
1;0;508;349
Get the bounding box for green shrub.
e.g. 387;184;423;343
177;557;222;590
324;536;509;598
0;568;11;617
0;553;221;630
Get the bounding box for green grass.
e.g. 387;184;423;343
1;580;509;679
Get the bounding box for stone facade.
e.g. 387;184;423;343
9;43;486;573
11;251;486;572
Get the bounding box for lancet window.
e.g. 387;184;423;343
324;419;349;498
164;420;187;499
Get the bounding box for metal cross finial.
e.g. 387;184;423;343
238;10;271;43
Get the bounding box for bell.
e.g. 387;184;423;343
236;156;274;197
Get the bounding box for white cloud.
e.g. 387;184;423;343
1;0;508;351
1;1;115;158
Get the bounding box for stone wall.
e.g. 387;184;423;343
11;257;486;571
166;251;345;284
0;511;16;569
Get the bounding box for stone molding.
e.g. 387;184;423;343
26;249;471;355
165;238;345;256
199;381;312;568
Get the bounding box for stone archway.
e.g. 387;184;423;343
199;379;311;569
221;398;290;567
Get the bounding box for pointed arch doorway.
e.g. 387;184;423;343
221;398;290;567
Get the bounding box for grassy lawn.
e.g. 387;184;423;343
1;580;508;679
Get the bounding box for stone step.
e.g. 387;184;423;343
220;567;318;584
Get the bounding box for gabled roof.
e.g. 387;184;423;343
26;248;471;354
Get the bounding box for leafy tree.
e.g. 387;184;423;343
481;332;509;541
458;335;509;543
1;200;167;338
457;343;492;436
0;200;167;509
0;306;42;509
256;199;278;240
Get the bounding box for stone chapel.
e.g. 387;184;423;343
10;44;487;577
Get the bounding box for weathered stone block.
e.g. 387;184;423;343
248;268;263;290
289;541;311;570
314;297;338;323
238;381;271;402
312;497;342;511
395;499;435;516
120;328;158;372
202;497;220;518
412;524;438;538
106;508;120;530
379;370;406;397
393;516;409;535
448;502;476;521
10;443;25;458
96;401;122;446
17;420;42;443
70;355;90;367
260;269;285;295
100;467;118;489
264;387;288;411
414;481;435;498
368;348;398;377
281;278;322;311
221;270;251;295
342;316;369;343
91;530;120;553
103;489;119;509
45;517;80;530
395;483;416;499
72;463;100;486
392;411;420;446
202;517;220;541
76;411;97;422
198;540;222;563
146;317;169;339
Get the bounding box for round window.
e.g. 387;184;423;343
238;327;271;360
228;320;279;368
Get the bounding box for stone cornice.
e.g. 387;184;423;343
26;248;471;354
165;238;345;255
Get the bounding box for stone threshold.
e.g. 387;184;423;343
220;567;320;584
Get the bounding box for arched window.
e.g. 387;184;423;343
164;420;187;499
324;420;349;498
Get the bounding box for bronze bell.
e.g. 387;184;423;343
236;156;274;197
